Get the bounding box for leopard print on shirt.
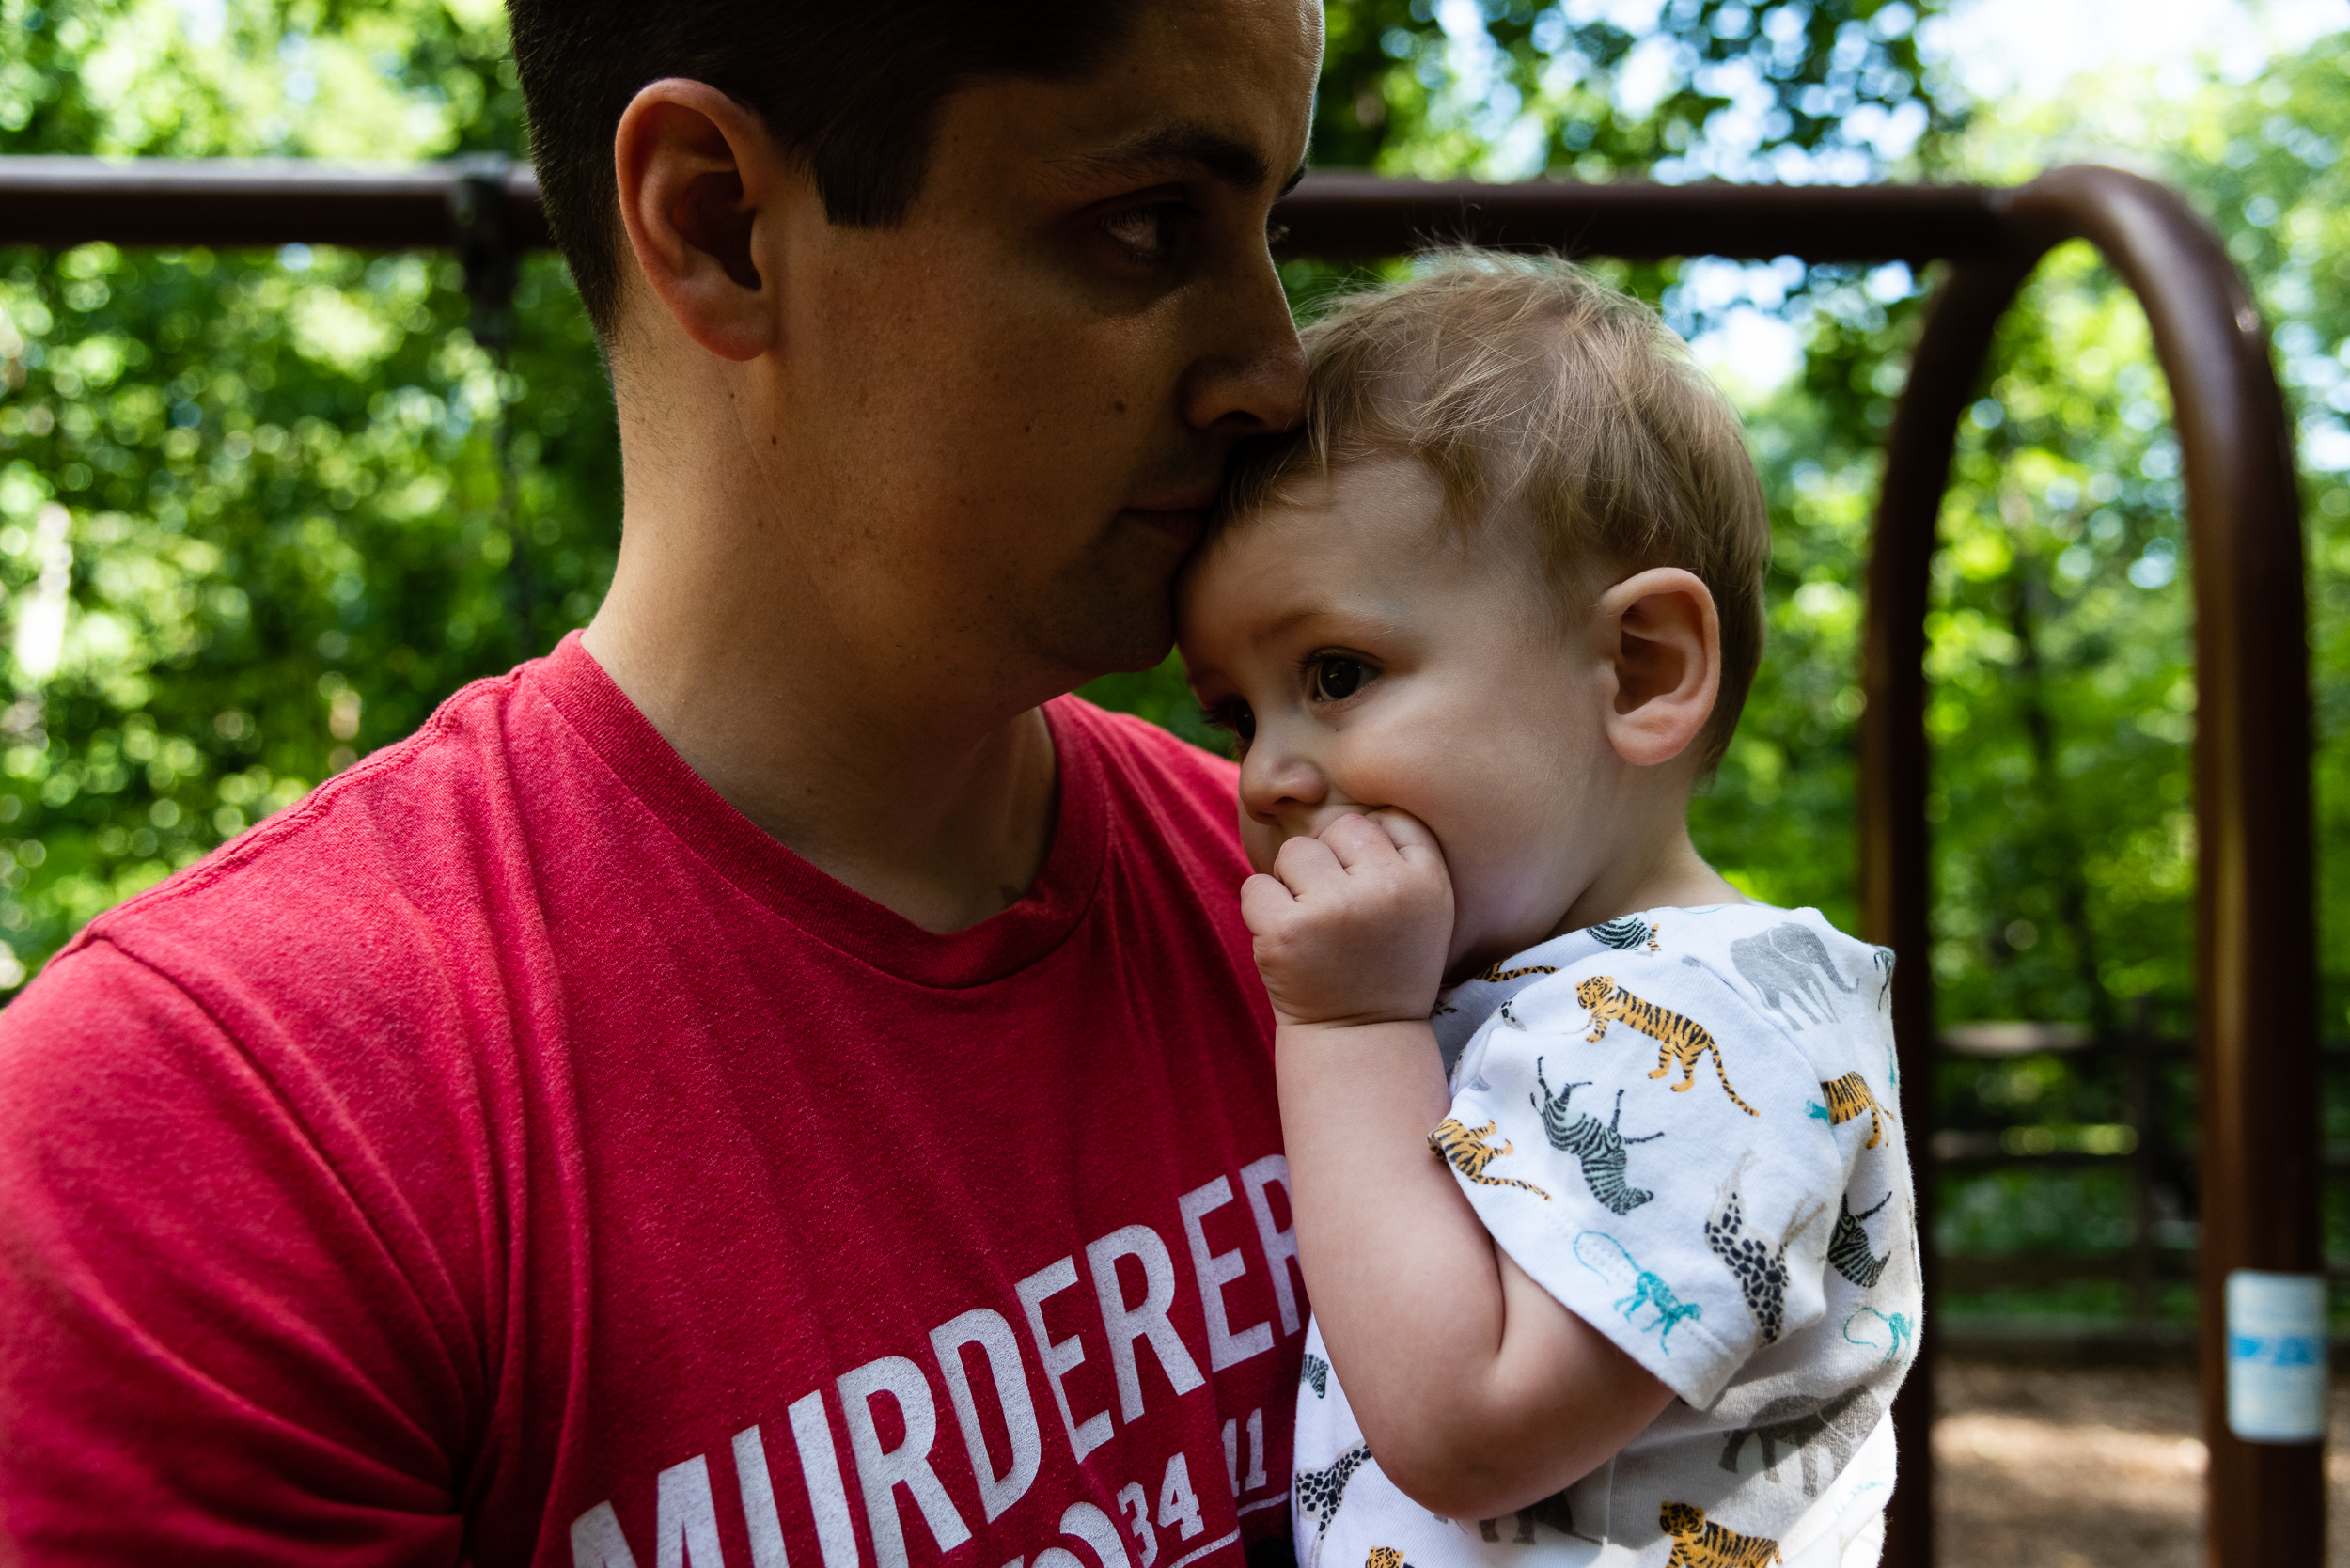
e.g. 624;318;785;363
1703;1160;1825;1344
1297;1440;1374;1561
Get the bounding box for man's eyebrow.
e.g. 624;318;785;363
1071;124;1282;193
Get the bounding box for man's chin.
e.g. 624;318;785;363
1026;592;1178;693
1036;542;1193;683
1061;614;1178;683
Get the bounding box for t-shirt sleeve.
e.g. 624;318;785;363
0;939;468;1565
1429;951;1844;1409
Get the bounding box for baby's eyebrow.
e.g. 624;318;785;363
1262;605;1340;636
1260;604;1419;646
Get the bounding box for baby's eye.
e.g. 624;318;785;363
1200;698;1257;746
1309;656;1374;703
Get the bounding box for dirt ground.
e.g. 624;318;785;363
1935;1358;2349;1566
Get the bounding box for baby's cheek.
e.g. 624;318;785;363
1447;842;1559;947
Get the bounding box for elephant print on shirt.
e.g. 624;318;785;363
1717;1385;1884;1497
1729;923;1856;1030
1478;1487;1595;1546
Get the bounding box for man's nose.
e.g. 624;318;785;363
1179;247;1307;438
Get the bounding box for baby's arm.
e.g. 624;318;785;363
1243;812;1674;1520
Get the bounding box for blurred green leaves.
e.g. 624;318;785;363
1316;0;1952;182
0;0;609;969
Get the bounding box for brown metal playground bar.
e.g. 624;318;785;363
0;155;2321;1566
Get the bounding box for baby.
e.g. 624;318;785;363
1177;255;1920;1568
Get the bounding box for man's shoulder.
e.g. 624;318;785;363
1052;694;1234;784
1048;695;1240;842
24;684;1246;1023
49;662;550;998
1042;698;1253;949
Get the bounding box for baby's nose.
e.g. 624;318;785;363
1238;743;1328;828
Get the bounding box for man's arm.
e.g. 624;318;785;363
0;940;467;1564
1241;814;1673;1522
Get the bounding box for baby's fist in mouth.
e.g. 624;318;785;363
1239;809;1454;1029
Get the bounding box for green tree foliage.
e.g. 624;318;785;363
1315;0;1950;180
0;0;610;974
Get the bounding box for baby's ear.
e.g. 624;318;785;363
1593;568;1721;768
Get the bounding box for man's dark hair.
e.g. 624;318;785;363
506;3;1141;340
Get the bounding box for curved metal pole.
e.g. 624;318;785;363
1863;165;2320;1568
1861;255;2039;1568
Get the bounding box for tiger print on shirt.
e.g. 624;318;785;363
1429;1118;1553;1200
1660;1501;1782;1566
1574;976;1759;1117
1809;1072;1887;1148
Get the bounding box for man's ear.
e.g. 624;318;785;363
1592;567;1721;768
611;79;788;363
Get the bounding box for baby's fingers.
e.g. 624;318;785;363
1238;871;1297;934
1317;811;1403;872
1270;828;1349;897
1364;807;1446;866
1331;808;1450;907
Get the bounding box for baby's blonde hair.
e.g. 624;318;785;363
1221;251;1770;769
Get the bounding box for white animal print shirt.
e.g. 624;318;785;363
1291;904;1920;1568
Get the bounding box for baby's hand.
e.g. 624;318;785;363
1239;811;1453;1029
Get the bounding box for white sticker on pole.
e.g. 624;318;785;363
2225;1270;2327;1443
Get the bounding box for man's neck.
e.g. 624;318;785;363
581;499;1065;937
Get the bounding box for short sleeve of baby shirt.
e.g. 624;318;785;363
1432;907;1865;1410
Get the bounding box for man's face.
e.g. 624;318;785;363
771;0;1320;697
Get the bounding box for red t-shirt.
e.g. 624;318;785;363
0;635;1301;1568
